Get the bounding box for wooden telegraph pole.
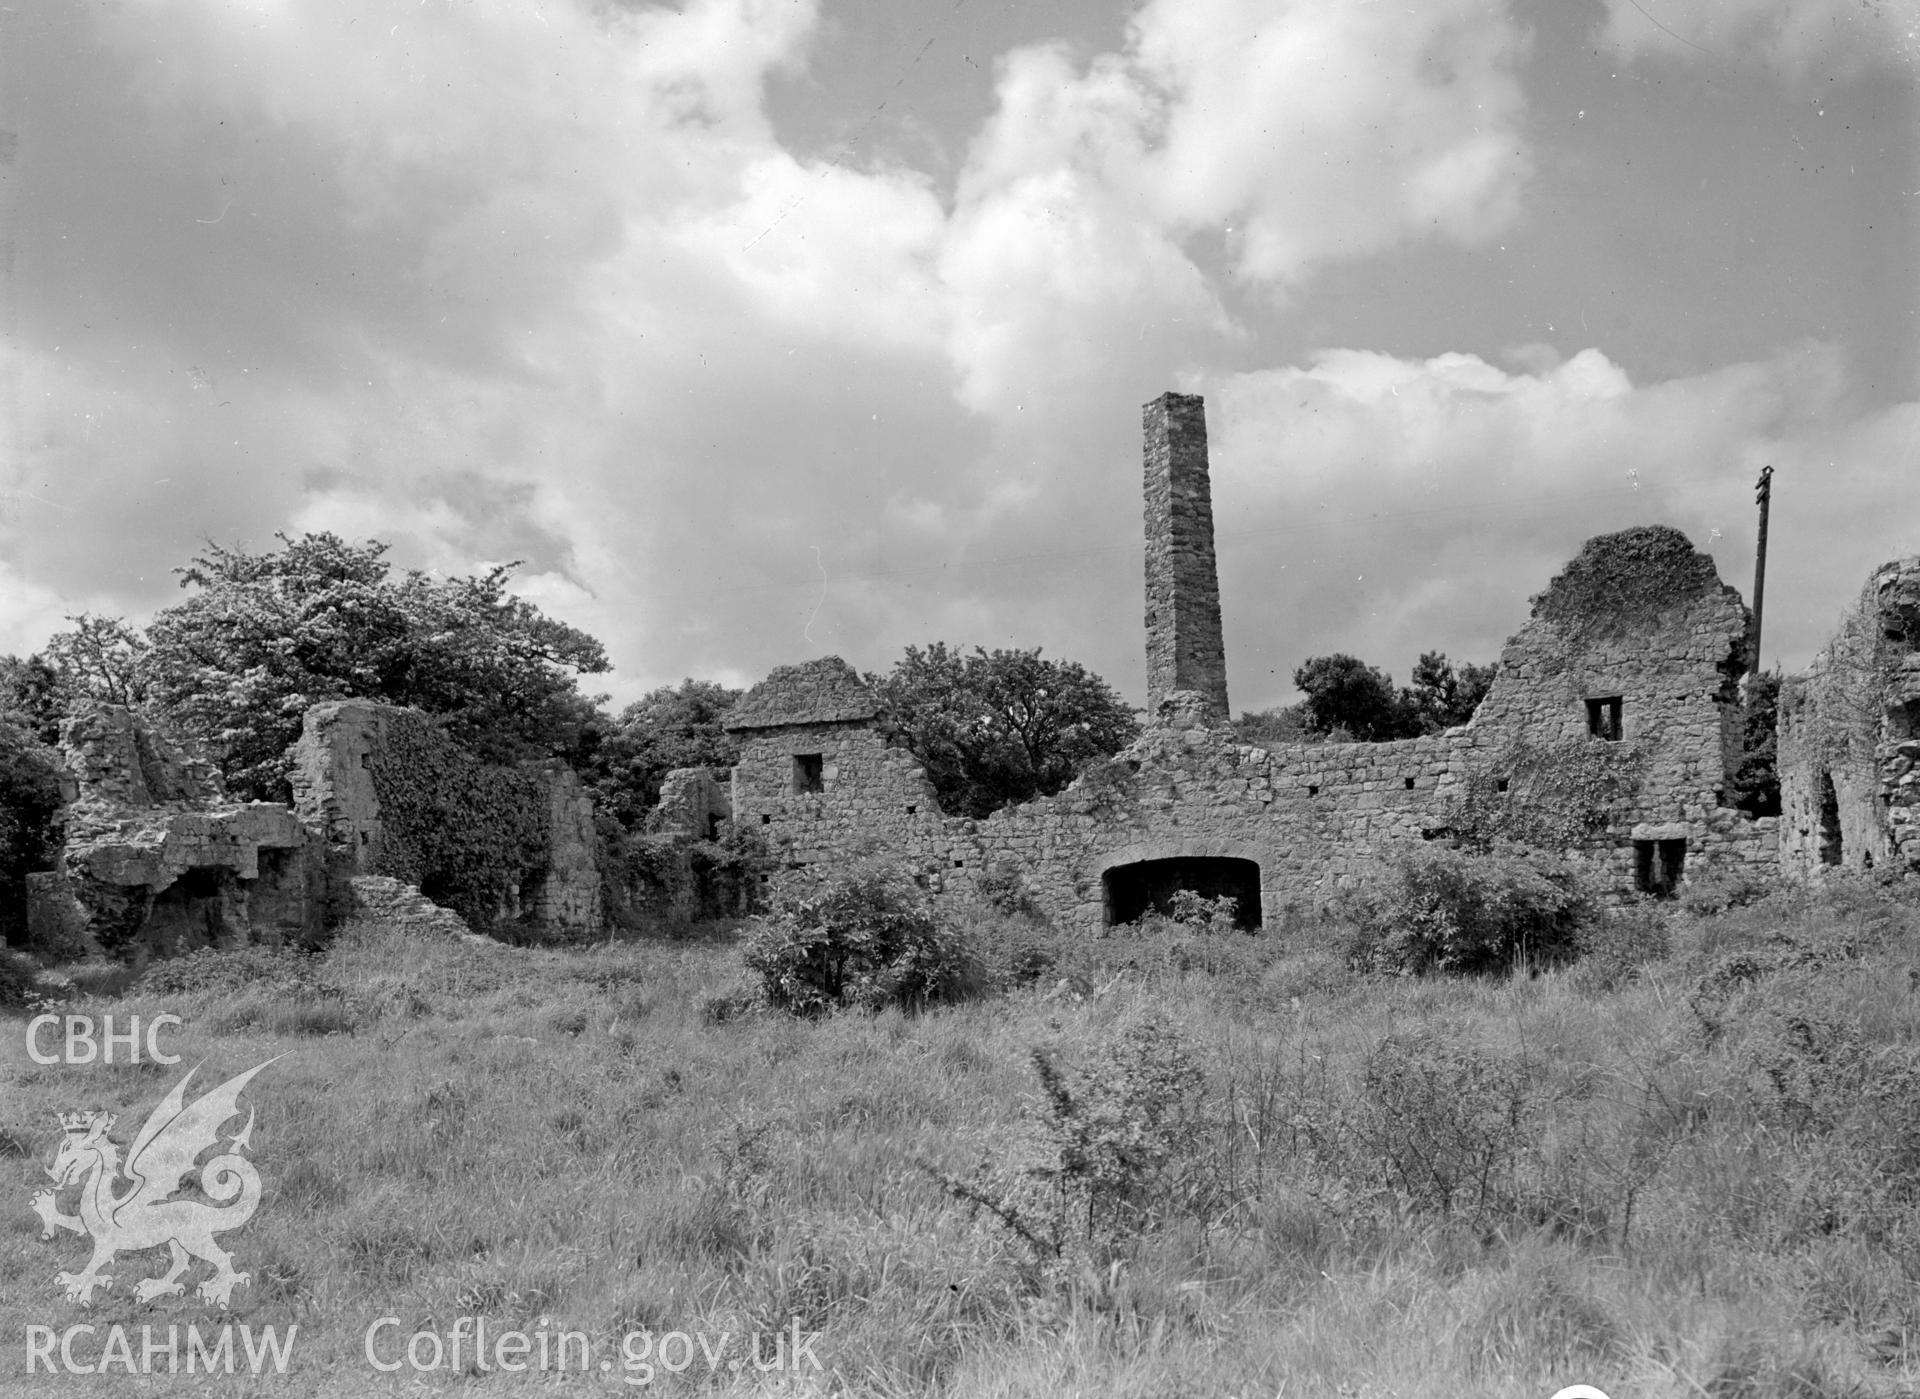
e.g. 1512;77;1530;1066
1751;465;1774;675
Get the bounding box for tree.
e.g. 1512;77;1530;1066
1292;654;1419;741
1730;669;1781;817
1290;651;1494;742
0;719;63;944
1234;704;1322;747
0;654;65;746
43;614;149;708
586;678;742;830
1405;651;1495;733
869;644;1140;818
140;533;610;801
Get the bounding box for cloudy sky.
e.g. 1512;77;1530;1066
2;0;1915;714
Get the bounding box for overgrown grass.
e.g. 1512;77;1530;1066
4;881;1920;1395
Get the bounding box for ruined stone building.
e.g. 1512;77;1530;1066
1776;559;1920;878
16;392;1918;957
28;706;321;956
697;392;1917;931
26;697;603;959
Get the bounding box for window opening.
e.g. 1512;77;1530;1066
791;754;824;794
1817;771;1843;866
1633;838;1686;897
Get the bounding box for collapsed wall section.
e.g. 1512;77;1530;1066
37;704;323;958
1777;558;1920;879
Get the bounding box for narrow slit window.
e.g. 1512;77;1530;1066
1586;696;1623;742
791;753;824;794
1817;771;1843;866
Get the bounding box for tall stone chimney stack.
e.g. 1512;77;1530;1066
1143;391;1230;723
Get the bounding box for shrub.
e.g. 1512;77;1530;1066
957;908;1057;990
0;948;45;1009
0;720;63;945
1357;1030;1547;1220
1568;904;1672;992
974;859;1045;920
1029;1015;1205;1251
739;859;978;1015
1677;867;1773;917
137;944;323;999
1348;844;1596;976
1165;888;1240;932
929;1013;1206;1262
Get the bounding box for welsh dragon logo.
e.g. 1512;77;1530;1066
31;1058;281;1309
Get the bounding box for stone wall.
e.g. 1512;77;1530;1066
41;704;323;957
528;761;604;931
730;718;942;864
57;706;224;808
730;524;1777;929
646;766;732;842
1472;526;1750;820
1777;558;1920;879
289;699;603;937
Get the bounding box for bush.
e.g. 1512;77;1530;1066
929;1013;1206;1263
974;859;1045;920
0;721;64;945
1165;888;1241;932
0;948;46;1009
136;944;324;999
1357;1030;1547;1221
1029;1015;1205;1251
957;908;1058;990
1348;844;1596;976
739;859;979;1015
1677;867;1773;917
1568;904;1671;992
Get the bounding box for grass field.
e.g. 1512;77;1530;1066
6;879;1920;1398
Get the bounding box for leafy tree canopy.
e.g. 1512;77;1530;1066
0;654;65;746
140;533;610;801
1293;653;1416;741
1244;651;1495;745
585;678;742;830
45;614;150;710
1405;651;1496;733
0;718;63;944
0;616;150;747
869;644;1140;819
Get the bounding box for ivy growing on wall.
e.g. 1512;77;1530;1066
1532;526;1728;648
1444;735;1648;852
597;811;770;931
1800;600;1891;775
1070;754;1141;820
366;710;550;931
